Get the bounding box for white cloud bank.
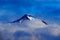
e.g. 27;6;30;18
0;18;60;40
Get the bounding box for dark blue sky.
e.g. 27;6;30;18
0;0;60;24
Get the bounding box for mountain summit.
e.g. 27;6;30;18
11;14;34;23
10;14;47;25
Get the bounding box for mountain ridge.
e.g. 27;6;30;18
10;14;47;25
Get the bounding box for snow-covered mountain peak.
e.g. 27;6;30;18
10;14;47;25
11;14;34;23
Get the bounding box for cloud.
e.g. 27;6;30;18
47;24;60;36
0;23;32;40
0;18;60;40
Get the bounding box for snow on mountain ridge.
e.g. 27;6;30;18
11;14;47;25
9;14;47;29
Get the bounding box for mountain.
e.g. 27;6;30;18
10;14;47;25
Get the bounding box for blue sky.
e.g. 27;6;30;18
0;0;60;24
